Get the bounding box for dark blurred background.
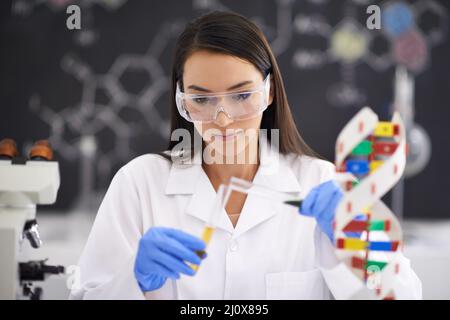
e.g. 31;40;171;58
0;0;449;218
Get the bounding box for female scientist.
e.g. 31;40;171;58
70;11;421;300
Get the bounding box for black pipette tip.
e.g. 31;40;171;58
284;200;303;208
195;250;207;259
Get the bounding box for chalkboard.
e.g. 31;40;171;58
0;0;449;219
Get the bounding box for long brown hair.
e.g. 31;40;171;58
166;11;317;158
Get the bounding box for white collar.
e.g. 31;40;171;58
164;136;302;236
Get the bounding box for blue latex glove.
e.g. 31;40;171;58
134;227;206;292
300;180;344;242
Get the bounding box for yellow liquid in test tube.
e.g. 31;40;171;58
191;226;215;272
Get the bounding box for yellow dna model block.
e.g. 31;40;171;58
373;122;395;137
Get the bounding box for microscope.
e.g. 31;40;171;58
0;138;65;300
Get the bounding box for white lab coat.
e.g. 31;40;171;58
69;139;422;300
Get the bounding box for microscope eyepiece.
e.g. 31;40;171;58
0;138;19;159
29;140;53;161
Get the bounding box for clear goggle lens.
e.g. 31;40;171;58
176;74;271;123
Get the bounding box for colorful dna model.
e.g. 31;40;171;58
333;107;407;300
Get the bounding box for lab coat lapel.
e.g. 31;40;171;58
232;139;302;238
165;150;234;234
185;168;234;234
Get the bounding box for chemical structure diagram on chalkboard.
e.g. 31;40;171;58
20;0;448;202
196;0;448;107
29;21;184;187
292;0;448;107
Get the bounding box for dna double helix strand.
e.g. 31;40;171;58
333;107;407;300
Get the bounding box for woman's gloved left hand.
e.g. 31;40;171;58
299;180;344;242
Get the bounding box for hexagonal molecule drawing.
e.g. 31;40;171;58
292;0;448;108
29;20;183;208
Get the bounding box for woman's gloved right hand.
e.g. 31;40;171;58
134;226;206;292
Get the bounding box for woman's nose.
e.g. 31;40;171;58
214;109;233;127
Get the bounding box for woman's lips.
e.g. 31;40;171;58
212;130;243;141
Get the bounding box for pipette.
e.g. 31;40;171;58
224;176;303;209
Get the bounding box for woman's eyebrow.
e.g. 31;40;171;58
187;80;254;92
227;80;253;90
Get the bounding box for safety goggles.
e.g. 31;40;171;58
175;74;271;123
